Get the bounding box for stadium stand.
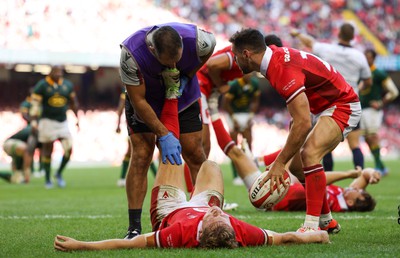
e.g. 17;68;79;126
1;0;399;163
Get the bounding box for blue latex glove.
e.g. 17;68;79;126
179;75;190;95
158;132;182;165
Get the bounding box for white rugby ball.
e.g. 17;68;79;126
249;170;291;209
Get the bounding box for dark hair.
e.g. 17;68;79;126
152;26;182;58
198;222;239;249
229;28;266;53
365;48;377;60
264;34;283;47
339;23;354;41
349;191;376;212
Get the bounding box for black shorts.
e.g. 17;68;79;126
125;97;202;135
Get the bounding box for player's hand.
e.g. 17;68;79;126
362;168;381;184
369;100;383;110
260;161;287;194
158;132;182;165
54;235;79;251
76;121;80;132
162;68;183;99
30;120;39;135
348;166;362;178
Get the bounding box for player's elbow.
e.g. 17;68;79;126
364;78;372;88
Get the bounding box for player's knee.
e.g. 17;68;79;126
61;139;73;157
200;160;220;175
300;147;320;165
184;147;206;165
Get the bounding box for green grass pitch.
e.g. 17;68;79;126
0;159;399;258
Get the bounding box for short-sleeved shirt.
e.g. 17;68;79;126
261;45;359;115
154;207;269;248
326;185;348;212
272;183;348;212
32;76;75;122
227;76;260;113
359;65;389;108
197;45;243;98
19;97;32;123
312;42;371;94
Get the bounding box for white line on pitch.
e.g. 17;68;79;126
0;214;117;219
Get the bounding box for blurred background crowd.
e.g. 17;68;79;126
1;0;399;165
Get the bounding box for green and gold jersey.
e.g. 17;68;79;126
32;76;75;122
227;76;260;113
8;125;32;142
19;97;34;123
359;65;388;108
19;97;31;114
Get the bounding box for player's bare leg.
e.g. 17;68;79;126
299;116;342;232
180;131;206;184
125;132;155;239
192;160;224;198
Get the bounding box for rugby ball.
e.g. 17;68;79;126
249;170;291;210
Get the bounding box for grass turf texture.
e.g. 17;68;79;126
0;160;399;258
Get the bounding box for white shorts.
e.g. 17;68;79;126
38;118;72;143
360;108;383;134
228;112;252;132
200;93;210;124
150;185;223;230
314;102;361;140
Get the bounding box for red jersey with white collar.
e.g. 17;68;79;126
326;185;348;212
262;45;359;114
272;183;348;212
197;46;243;98
154;207;268;248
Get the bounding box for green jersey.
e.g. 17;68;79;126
359;65;388;108
33;76;75;122
227;76;260;113
19;97;32;123
8;125;32;142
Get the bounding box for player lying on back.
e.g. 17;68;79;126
54;75;329;251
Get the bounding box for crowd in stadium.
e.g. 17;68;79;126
157;0;400;53
1;0;399;53
1;0;399;162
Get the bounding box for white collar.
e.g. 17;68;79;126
260;47;273;76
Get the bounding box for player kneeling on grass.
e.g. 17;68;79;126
54;160;329;251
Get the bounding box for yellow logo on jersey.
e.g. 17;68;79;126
48;93;67;107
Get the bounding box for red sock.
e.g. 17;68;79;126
304;164;326;217
211;118;234;153
263;150;281;166
184;163;194;193
160;98;179;138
